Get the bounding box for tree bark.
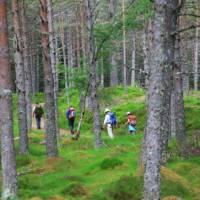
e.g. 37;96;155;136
80;0;87;68
60;14;70;106
173;17;186;146
110;52;118;86
194;0;200;91
30;31;36;95
12;0;29;154
143;21;153;90
84;0;103;148
179;15;189;92
100;57;104;87
170;89;176;138
122;0;127;88
109;0;118;86
36;47;40;92
131;31;136;86
143;0;177;198
76;8;81;68
0;0;18;198
39;0;58;157
140;20;154;165
67;27;74;87
21;0;32;132
47;0;59;142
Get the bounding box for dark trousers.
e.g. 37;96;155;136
35;117;41;129
68;118;75;134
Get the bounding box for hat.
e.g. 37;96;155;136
104;108;111;113
127;112;131;115
69;107;74;111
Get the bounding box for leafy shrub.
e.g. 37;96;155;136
100;158;123;170
29;146;45;157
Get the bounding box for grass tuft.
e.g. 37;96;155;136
62;182;87;197
100;158;124;170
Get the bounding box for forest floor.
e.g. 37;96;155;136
6;87;200;199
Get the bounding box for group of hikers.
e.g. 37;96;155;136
66;106;137;139
33;103;137;138
103;108;137;138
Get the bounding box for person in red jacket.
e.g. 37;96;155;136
126;112;137;134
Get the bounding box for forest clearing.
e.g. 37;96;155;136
1;0;200;199
10;88;200;199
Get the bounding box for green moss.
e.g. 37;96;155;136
100;158;123;170
104;176;143;200
161;178;190;199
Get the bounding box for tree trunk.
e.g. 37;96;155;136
143;0;177;198
122;0;127;88
21;0;32;132
0;1;18;198
143;21;153;90
55;29;59;64
60;15;70;106
30;31;36;95
76;9;81;68
140;22;153;165
47;0;59;142
109;0;118;86
179;15;189;92
67;28;74;87
170;89;176;138
101;57;104;87
131;31;136;86
39;0;58;157
194;1;200;91
12;0;29;154
110;52;118;86
80;0;87;67
84;0;103;148
36;47;40;92
173;17;186;146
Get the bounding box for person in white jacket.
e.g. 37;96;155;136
103;108;114;139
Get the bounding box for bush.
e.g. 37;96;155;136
100;158;123;170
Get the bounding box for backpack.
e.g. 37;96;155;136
128;115;137;126
34;106;44;118
66;110;75;119
108;112;117;126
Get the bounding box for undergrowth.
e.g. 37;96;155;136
8;87;200;199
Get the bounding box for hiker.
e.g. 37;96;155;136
103;108;117;139
33;103;44;129
66;106;76;135
126;112;137;134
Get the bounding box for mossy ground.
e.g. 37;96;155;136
7;87;200;199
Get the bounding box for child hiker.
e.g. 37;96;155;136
126;112;137;134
